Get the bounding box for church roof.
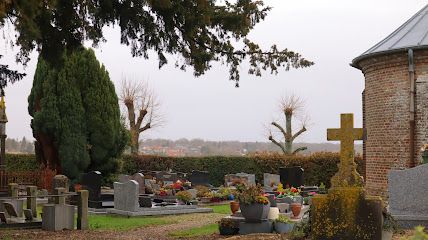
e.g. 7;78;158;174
352;4;428;69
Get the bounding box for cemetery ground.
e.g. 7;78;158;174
0;204;418;240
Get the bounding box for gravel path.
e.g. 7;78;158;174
0;213;419;240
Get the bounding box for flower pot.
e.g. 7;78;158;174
166;189;173;196
219;227;239;235
212;197;221;202
277;203;289;213
268;207;279;221
201;197;211;203
291;203;302;219
273;222;294;233
177;200;186;205
382;230;393;240
266;194;277;207
240;202;271;223
190;200;198;206
230;202;240;216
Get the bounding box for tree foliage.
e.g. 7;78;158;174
0;55;26;89
1;0;314;86
28;47;130;182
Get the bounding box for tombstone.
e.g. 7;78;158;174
114;180;139;212
188;189;197;199
155;171;178;185
264;173;280;192
129;173;145;195
82;171;102;208
52;175;69;193
191;170;213;188
280;166;304;188
0;184;23;218
42;204;75;231
224;174;248;187
3;202;19;218
172;171;188;182
311;114;382;240
389;164;428;229
118;174;129;183
236;173;256;186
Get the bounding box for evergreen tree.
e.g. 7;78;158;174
28;47;130;183
1;0;313;87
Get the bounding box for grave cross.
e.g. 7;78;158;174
327;114;366;187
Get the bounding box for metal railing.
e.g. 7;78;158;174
0;169;56;194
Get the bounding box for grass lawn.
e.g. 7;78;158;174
205;204;232;214
86;215;178;230
169;223;218;238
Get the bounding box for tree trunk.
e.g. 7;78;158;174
131;129;139;155
35;133;62;174
285;112;292;154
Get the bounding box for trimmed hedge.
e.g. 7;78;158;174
5;154;39;171
121;152;363;188
7;152;363;189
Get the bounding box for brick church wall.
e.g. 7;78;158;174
359;50;428;200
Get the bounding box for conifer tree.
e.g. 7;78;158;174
28;47;130;183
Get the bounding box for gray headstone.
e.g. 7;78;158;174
42;204;75;231
114;180;139;212
119;173;145;194
264;173;280;192
0;200;23;218
52;175;69;193
118;174;129;183
280;166;304;188
389;164;428;216
188;189;197;199
236;173;256;187
155;171;178;185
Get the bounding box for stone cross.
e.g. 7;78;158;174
327;114;366;188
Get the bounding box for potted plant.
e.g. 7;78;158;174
176;190;192;205
273;215;295;233
419;144;428;164
212;192;222;202
201;192;213;203
383;211;404;240
235;183;270;222
194;185;209;198
182;181;191;190
276;183;302;208
173;180;182;190
217;218;238;235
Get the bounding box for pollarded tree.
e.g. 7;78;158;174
268;93;308;154
28;47;130;183
120;77;164;155
1;0;314;87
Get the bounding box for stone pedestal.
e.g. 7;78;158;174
312;187;382;240
42;204;75;231
239;221;273;235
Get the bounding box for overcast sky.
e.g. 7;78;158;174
1;0;427;143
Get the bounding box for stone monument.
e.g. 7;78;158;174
311;114;382;240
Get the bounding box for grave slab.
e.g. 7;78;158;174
239;221;273;235
389;164;428;229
